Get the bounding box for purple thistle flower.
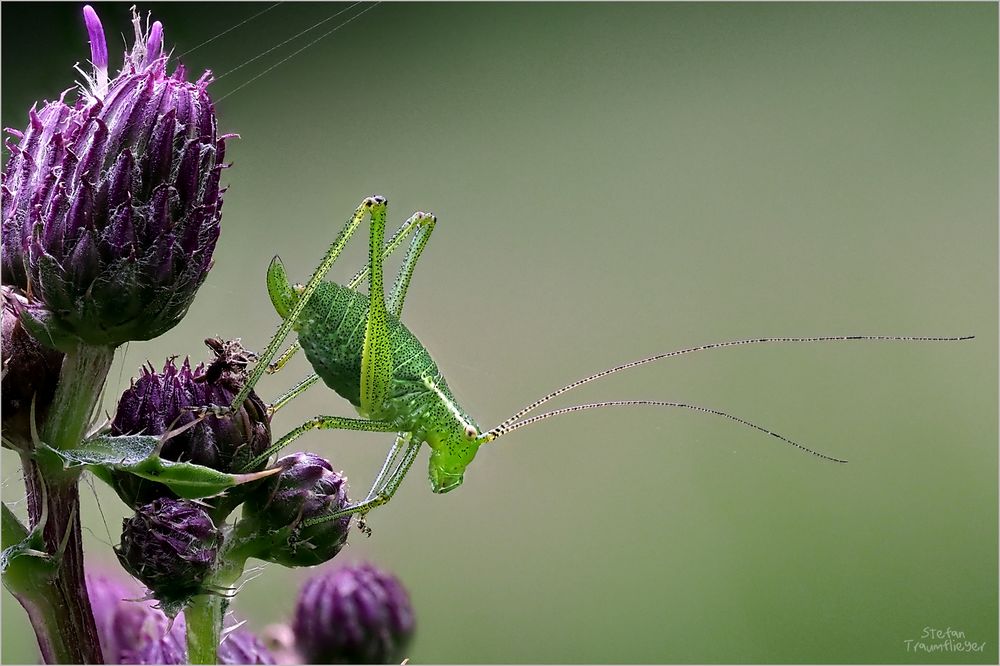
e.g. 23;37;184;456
87;571;147;663
1;285;64;447
1;6;231;348
292;564;416;664
121;621;188;666
116;498;221;613
110;338;271;508
124;616;276;665
218;626;280;665
86;571;172;664
87;571;275;664
242;452;352;567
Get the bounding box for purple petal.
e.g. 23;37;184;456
106;150;135;212
82;6;108;70
143;108;176;187
68;228;99;288
100;206;136;260
146;184;171;239
146;21;164;64
75;116;109;182
174;140;201;210
66;177;95;236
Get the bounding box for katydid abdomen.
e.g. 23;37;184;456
295;280;442;417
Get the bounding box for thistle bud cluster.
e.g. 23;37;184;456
3;6;423;664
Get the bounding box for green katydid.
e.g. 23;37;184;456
222;195;972;529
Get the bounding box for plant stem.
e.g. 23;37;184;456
2;503;66;664
15;343;115;664
185;535;249;665
186;591;224;665
41;343;115;451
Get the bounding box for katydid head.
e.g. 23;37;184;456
418;376;493;493
425;423;492;494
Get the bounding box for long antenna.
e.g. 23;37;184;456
485;335;973;439
493;399;847;463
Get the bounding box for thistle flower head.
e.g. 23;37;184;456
122;623;188;666
126;617;276;666
115;498;221;614
86;571;161;664
1;285;64;447
292;563;416;664
218;627;279;665
110;338;271;508
1;6;230;348
87;570;275;664
242;452;352;567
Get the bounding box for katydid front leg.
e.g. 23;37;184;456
305;439;422;527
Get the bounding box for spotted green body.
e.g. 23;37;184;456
243;197;491;501
270;269;484;492
290;280;439;415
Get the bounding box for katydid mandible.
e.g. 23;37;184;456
225;195;972;528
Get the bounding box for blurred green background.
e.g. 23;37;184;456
2;2;996;663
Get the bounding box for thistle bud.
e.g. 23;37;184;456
242;452;351;567
116;498;221;613
1;7;230;348
110;338;270;508
1;286;64;447
292;564;415;664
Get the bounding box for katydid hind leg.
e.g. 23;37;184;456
387;213;436;317
349;210;431;291
359;197;394;418
267;341;302;375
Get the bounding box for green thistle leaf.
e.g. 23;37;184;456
43;436;277;500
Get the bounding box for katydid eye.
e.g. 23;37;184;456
464;425;478;439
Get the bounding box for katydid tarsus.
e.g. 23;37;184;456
219;195;972;530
